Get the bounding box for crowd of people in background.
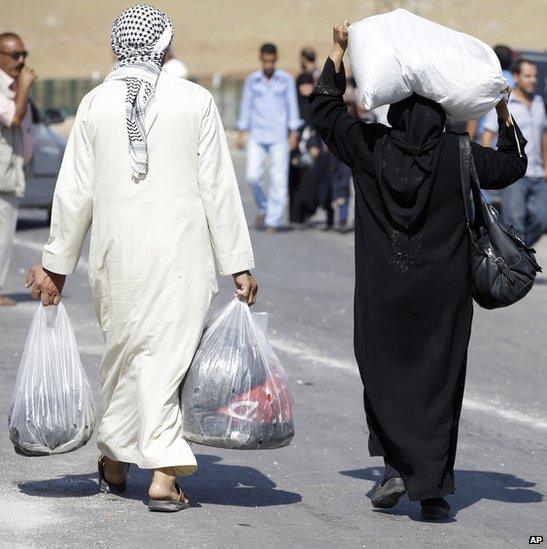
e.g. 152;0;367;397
237;41;547;239
237;42;380;234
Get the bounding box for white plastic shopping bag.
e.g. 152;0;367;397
8;303;96;456
181;298;294;450
348;9;507;121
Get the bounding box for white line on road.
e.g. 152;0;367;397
13;237;89;271
463;397;547;430
270;337;356;373
270;337;547;431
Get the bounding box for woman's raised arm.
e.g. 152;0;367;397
309;20;385;168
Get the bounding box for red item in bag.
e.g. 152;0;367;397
219;375;294;423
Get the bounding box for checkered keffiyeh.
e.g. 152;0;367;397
106;4;173;180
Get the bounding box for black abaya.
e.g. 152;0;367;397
309;59;527;501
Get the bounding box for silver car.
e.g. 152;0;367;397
20;103;67;220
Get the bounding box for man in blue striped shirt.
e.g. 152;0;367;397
483;58;547;246
236;43;301;232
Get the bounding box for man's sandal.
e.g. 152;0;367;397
98;456;129;494
148;483;190;512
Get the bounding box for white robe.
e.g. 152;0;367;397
42;70;255;475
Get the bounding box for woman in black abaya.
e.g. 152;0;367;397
310;21;527;519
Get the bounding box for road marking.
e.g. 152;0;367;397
13;237;89;271
13;236;45;253
79;344;105;356
463;397;547;430
271;337;547;431
270;337;356;373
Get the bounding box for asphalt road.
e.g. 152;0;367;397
0;149;546;549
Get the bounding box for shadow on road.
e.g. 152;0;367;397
340;466;543;515
18;454;301;508
183;454;302;507
18;472;99;498
3;292;34;303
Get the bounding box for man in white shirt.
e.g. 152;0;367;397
0;32;36;306
482;59;547;246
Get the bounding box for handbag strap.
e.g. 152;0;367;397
458;134;474;225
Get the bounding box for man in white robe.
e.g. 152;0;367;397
26;4;257;512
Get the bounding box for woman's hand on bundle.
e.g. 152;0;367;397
333;19;350;52
232;270;258;306
496;86;512;125
330;19;351;71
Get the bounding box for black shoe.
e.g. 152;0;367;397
370;477;406;509
420;498;451;520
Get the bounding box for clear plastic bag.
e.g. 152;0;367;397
8;303;96;456
181;298;294;450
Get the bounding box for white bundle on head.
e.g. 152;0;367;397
348;9;507;121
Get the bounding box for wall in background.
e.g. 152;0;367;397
2;0;545;80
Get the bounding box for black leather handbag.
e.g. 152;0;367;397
458;134;542;309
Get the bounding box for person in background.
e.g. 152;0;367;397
162;47;189;79
318;76;355;232
482;58;547;246
289;50;319;227
300;47;321;79
297;47;320;124
315;147;352;231
236;43;301;233
467;45;515;142
0;32;35;306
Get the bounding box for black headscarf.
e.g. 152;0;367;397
375;94;447;234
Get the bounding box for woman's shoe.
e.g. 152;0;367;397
148;483;190;512
420;497;451;520
98;457;129;494
370;477;406;508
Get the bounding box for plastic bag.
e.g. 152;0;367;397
348;9;507;121
8;303;96;456
181;299;294;450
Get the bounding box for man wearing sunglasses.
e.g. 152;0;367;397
0;32;36;306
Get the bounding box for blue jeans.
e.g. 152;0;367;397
246;139;289;228
501;176;547;247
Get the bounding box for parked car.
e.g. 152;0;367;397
19;103;67;220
